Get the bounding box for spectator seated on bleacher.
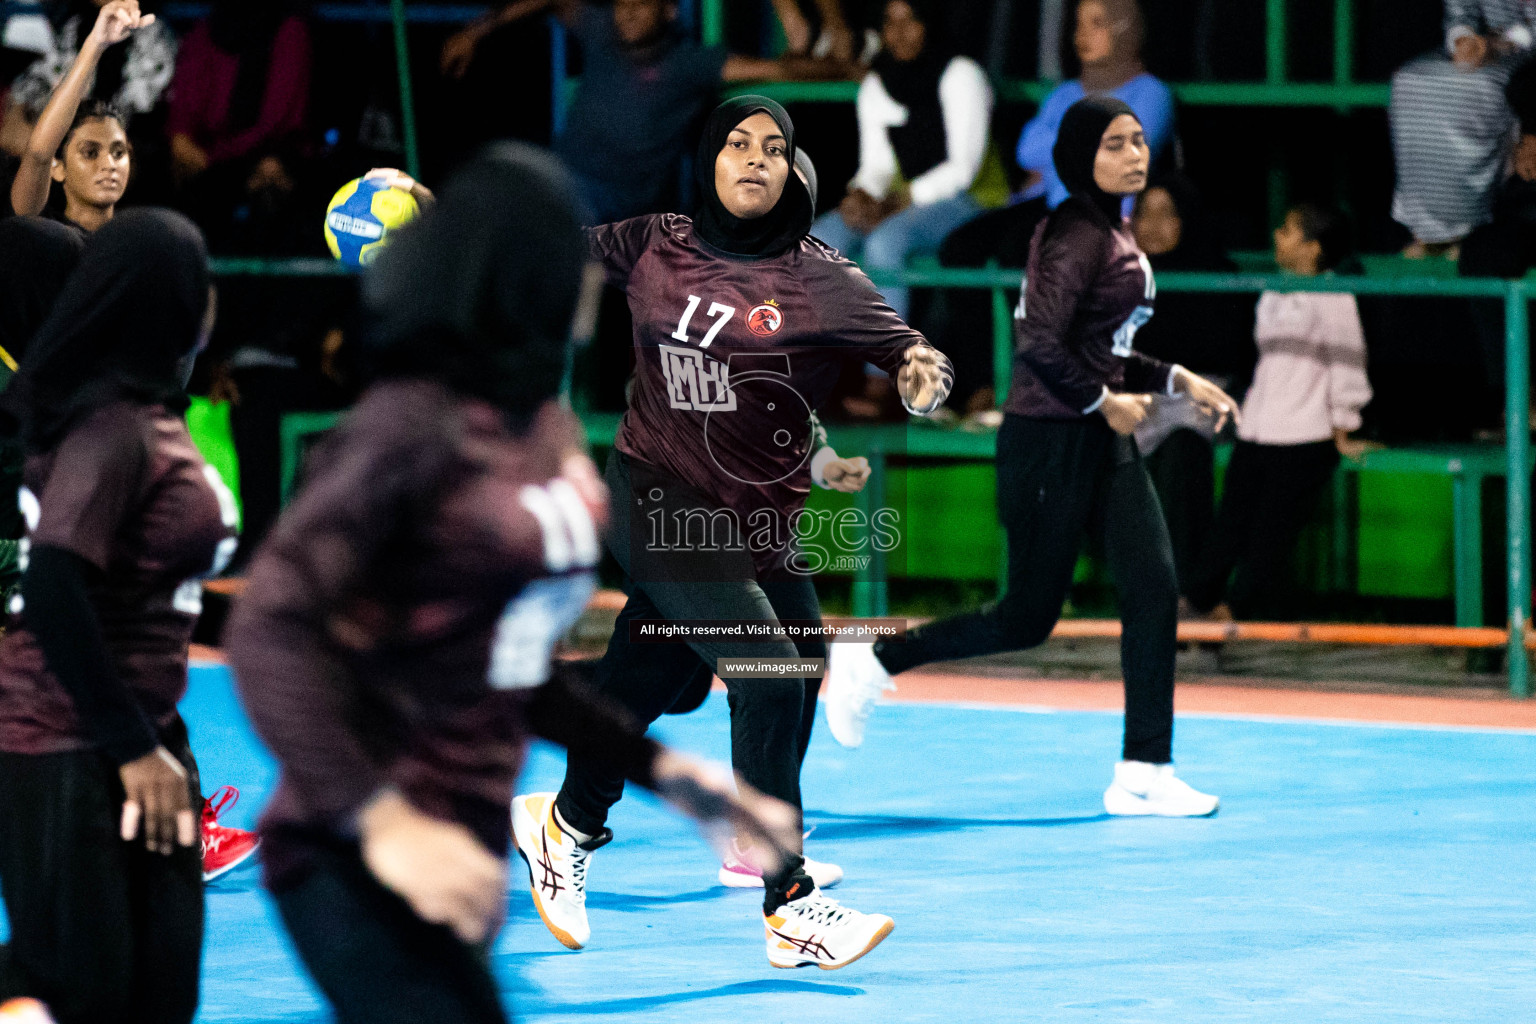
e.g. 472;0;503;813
768;0;859;62
937;0;1173;272
1185;204;1374;622
1;0;175;203
810;0;1002;325
1458;52;1536;416
1129;173;1253;594
1390;0;1534;259
440;0;846;224
166;0;312;254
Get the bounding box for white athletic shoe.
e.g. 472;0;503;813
765;891;894;969
823;641;895;748
511;793;609;949
718;837;844;889
1103;761;1220;817
0;999;56;1024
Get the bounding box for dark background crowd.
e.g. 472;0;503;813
4;0;1536;620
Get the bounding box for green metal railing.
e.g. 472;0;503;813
390;0;422;179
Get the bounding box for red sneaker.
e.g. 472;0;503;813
201;785;260;882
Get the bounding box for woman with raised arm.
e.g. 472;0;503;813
9;1;154;230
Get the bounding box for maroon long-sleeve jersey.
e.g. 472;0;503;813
1004;197;1174;419
225;382;605;881
0;402;238;755
591;214;926;571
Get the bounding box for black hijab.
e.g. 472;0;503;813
870;0;953;109
7;208;209;453
361;142;588;429
0;217;85;372
208;0;290;134
692;96;813;259
1053;95;1140;224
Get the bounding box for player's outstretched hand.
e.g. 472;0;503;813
823;456;871;493
897;343;952;416
651;749;801;881
359;788;508;944
365;167;436;206
1171;365;1241;432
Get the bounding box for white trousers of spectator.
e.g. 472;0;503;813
1390;51;1520;244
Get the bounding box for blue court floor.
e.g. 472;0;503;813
10;663;1536;1022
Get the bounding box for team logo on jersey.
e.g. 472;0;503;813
746;300;784;336
660;344;737;412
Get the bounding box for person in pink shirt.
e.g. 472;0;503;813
165;1;310;250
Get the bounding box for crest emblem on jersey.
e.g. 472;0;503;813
746;300;784;337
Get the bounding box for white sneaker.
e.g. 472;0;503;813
765;891;894;969
718;837;844;889
0;999;56;1024
511;793;609;949
823;642;895;748
1103;761;1220;817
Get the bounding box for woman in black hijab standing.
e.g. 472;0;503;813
513;95;951;970
0;209;236;1024
225;144;799;1024
826;97;1238;818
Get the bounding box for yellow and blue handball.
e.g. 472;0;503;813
324;176;420;269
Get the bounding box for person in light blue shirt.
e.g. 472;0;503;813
931;0;1173;414
1016;0;1174;210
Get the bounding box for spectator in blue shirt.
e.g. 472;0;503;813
1016;0;1173;210
931;0;1173;414
942;0;1173;270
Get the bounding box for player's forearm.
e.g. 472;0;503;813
486;0;564;32
12;36;107;216
28;35;106;164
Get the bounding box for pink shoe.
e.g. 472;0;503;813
718;838;843;889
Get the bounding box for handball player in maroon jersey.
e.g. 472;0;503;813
513;96;952;969
825;97;1237;818
0;210;240;1023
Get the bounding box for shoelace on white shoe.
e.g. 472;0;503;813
786;893;853;928
565;840;595;906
